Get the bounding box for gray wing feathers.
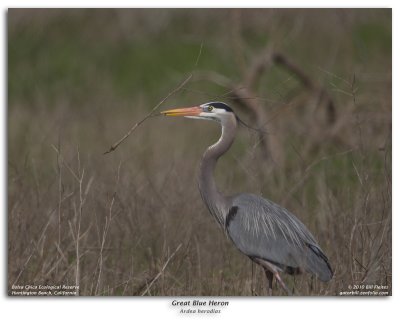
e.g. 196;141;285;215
227;194;332;281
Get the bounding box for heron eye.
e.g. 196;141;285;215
207;106;214;112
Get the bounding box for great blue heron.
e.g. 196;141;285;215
161;102;333;295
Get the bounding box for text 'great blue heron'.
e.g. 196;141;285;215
161;102;333;295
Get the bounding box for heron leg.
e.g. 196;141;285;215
274;272;291;296
263;268;273;296
254;257;292;296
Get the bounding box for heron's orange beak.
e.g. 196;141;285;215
161;106;202;117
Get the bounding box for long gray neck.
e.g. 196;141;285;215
198;116;237;226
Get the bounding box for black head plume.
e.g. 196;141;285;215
206;102;234;113
205;101;266;134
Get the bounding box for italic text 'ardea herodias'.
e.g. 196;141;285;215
161;102;333;295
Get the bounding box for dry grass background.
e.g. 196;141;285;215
8;8;391;296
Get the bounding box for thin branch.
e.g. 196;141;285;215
246;46;274;89
273;52;336;124
95;162;121;295
194;42;204;68
56;139;62;276
12;217;52;286
272;52;314;89
51;145;80;182
141;243;182;296
103;74;193;155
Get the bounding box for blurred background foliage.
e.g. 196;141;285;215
8;9;391;296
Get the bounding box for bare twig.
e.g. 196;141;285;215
12;217;53;286
56;140;62;276
272;52;314;89
194;42;204;68
75;168;84;295
51;145;80;181
141;243;182;296
95;162;121;295
282;148;354;205
51;145;92;295
273;52;336;124
246;46;274;89
103;74;193;155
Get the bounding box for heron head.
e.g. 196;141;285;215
161;102;235;123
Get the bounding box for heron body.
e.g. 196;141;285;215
161;102;333;295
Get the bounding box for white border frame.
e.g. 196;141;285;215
1;2;397;320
